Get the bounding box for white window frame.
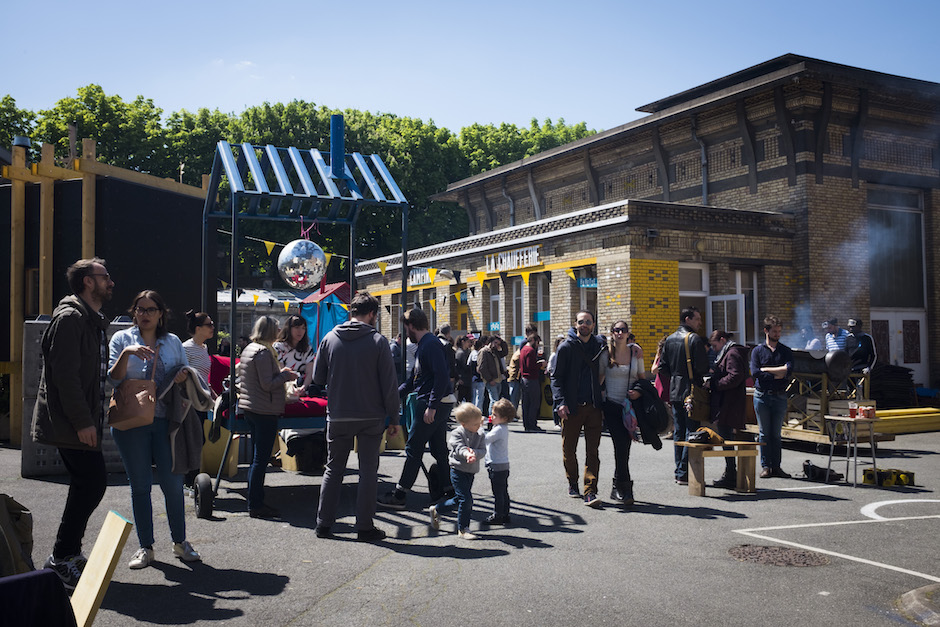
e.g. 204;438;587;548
511;277;523;341
488;280;501;333
536;274;551;341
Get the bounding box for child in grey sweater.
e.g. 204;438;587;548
429;403;487;539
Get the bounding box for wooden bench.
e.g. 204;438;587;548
675;440;764;496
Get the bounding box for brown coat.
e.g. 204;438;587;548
709;343;749;430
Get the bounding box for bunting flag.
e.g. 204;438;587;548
429;298;437;312
470;287;476;297
377;261;388;276
252;294;260;305
339;303;349;311
565;268;576;281
453;292;461;303
220;279;229;289
324;253;333;267
476;271;487;286
263;240;276;255
283;301;290;312
520;271;531;286
428;268;438;283
385;305;392;313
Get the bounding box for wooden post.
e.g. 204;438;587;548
81;139;97;258
39;143;55;315
70;510;133;627
9;145;26;448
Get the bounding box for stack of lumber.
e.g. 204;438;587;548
869;407;940;434
869;363;917;408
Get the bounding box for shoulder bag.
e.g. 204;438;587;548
109;346;159;431
683;334;711;424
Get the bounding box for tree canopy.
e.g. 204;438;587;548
2;88;596;281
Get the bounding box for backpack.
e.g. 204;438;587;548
0;495;35;576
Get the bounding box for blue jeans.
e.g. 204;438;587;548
111;418;185;547
245;412;280;510
471;381;486;411
508;381;521;408
487;467;510;519
672;402;699;480
486;382;502;407
436;467;475;530
754;390;787;470
399;397;452;493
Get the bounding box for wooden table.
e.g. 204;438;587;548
824;415;880;487
675;440;763;496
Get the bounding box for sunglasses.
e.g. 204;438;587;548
612;327;628;333
576;319;593;326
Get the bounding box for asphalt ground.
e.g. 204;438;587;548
2;420;939;627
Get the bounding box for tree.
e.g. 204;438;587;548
164;107;235;186
0;95;36;151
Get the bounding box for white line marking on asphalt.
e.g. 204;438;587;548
859;499;940;520
734;506;940;584
773;484;840;491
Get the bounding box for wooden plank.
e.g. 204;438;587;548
10;145;27;448
70;510;133;627
1;164;43;183
81;140;96;258
39;144;55;314
75;158;206;199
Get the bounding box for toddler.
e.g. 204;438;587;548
429;402;487;540
485;398;513;524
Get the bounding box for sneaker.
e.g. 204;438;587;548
429;505;440;531
356;527;387;542
553;424;562;431
759;467;772;479
128;547;154;570
583;492;602;508
249;504;281;520
568;485;581;498
377;491;407;510
772;468;792;479
457;528;478;540
675;476;689;485
315;526;333;539
43;554;82;590
173;541;201;563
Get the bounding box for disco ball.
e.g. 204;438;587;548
277;239;327;290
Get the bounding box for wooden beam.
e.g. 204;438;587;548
75;156;206;199
850;88;869;189
462;190;477;234
478;184;496;231
1;164;43;183
774;86;797;186
582;149;599;205
651;127;670;202
70;510;133;627
81;139;96;258
39;144;55;314
735;100;758;194
815;82;832;184
526;169;542;219
9;145;26;448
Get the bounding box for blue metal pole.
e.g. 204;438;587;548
330;114;345;180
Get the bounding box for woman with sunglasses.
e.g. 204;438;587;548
108;290;201;569
603;320;645;506
183;310;215;394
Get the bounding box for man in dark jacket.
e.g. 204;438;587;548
31;257;114;589
313;291;400;542
379;307;454;510
550;310;607;507
658;306;709;484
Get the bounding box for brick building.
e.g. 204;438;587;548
355;54;940;387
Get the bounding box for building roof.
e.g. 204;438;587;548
301;282;351;304
432;54;940;203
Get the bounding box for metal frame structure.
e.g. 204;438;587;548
200;115;410;404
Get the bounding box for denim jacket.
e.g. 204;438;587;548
108;327;188;417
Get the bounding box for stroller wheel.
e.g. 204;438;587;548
194;473;214;519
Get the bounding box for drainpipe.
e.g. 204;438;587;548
691;121;708;206
501;178;515;226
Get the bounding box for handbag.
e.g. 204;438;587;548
109;347;158;431
682;334;711;424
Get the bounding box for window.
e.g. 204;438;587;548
536;274;551;341
420;288;437;331
511;278;523;341
578;266;597;321
391;293;401;339
488;280;501;333
728;268;758;343
679;263;708;320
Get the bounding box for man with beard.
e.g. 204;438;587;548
32;258;114;590
750;315;794;478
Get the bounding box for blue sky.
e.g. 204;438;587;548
5;0;940;134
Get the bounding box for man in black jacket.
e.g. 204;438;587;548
550;310;607;507
31;258;114;590
658;306;709;484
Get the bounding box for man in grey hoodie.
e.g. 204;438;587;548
312;291;400;542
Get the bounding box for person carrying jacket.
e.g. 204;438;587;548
658;306;709;484
31;258;113;590
550;310;608;507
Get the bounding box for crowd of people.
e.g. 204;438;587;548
32;255;877;591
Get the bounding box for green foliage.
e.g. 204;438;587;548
2;86;596;267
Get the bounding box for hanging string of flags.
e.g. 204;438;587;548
216;229;345;266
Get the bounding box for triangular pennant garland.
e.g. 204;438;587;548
263;240;276;255
565;268;576;281
428;268;438;283
283;301;290;312
520;271;531;286
377;261;388;276
252;294;259;305
476;271;487;286
429;298;436;312
324;253;333;267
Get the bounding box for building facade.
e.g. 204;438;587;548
356;55;940;387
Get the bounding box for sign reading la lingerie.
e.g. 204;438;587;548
484;245;542;274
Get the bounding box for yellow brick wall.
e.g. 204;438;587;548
630;259;679;356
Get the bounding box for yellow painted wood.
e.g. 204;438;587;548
0;164;43;183
9;145;27;448
70;510;133;627
81;140;96;258
39;144;55;314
